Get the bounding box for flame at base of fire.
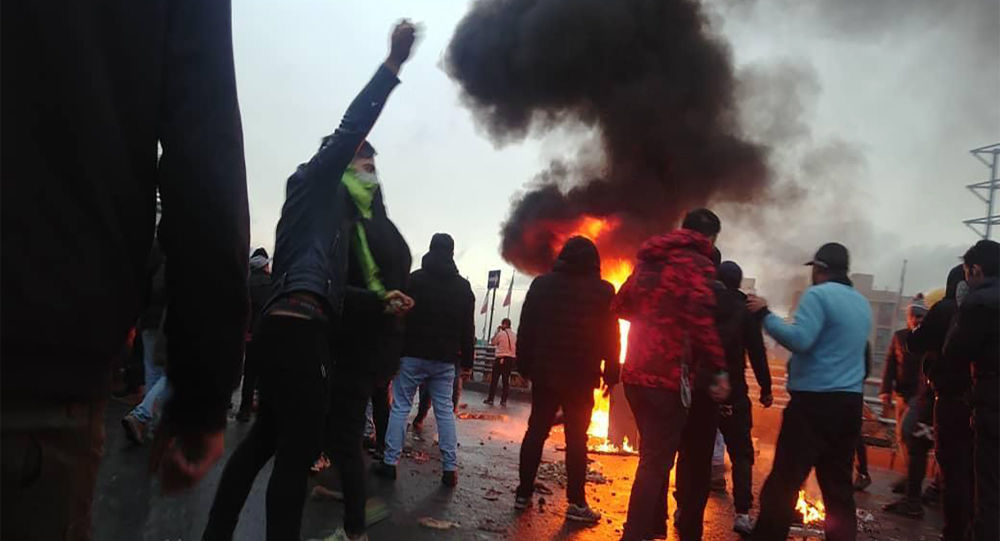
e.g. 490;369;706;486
795;490;826;525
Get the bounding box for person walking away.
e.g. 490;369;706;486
615;209;730;541
747;242;872;541
379;233;475;487
202;21;417;541
943;240;999;541
485;318;518;406
910;264;973;540
879;301;928;493
512;236;620;524
121;241;169;444
716;261;774;535
2;2;249;539
237;248;274;422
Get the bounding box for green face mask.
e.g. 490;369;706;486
342;167;379;219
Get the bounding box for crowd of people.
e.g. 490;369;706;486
2;5;998;541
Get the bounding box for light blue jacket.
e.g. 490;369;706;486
763;281;872;393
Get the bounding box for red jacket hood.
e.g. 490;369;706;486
636;229;714;262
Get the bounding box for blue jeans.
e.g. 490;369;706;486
133;330;166;423
384;357;457;471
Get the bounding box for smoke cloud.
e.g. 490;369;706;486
445;0;768;275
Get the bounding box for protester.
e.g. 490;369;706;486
2;2;249;538
513;236;620;524
237;248;274;422
910;264;972;540
121;241;169;444
614;209;729;541
203;21;416;541
379;233;475;487
747;242;872;541
879;300;928;493
485;318;518;406
716;261;773;534
854;344;875;492
412;370;463;433
943;240;999;541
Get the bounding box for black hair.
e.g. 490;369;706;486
681;208;721;238
501;318;511;326
963;240;1000;277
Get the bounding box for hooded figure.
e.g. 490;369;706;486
513;235;620;523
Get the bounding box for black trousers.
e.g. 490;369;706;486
856;438;869;476
719;394;756;513
487;356;514;403
516;380;593;506
621;385;688;541
238;338;260;413
326;368;377;537
751;392;862;541
901;399;934;501
371;381;390;452
204;316;331;541
673;389;721;541
973;388;998;541
935;393;974;541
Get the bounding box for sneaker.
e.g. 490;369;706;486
733;513;754;536
371;462;396;481
853;472;872;491
442;471;457;487
514;496;532;511
364;497;391;527
883;498;925;519
121;413;146;445
565;503;602;524
483;398;495;406
710;477;727;493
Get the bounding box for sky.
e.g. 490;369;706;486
232;0;999;334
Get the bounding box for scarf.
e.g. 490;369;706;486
342;168;386;297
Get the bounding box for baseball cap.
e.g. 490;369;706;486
805;242;849;273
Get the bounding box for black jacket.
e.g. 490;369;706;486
711;283;772;400
271;65;400;317
248;266;273;335
880;329;922;401
944;277;999;407
336;186;411;382
402;250;475;368
1;0;249;431
909;265;965;396
517;237;620;389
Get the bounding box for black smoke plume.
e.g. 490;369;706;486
446;0;768;275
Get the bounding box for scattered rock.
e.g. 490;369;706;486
418;517;461;530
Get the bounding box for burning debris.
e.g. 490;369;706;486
446;0;769;275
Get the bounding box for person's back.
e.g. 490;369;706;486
775;281;871;393
517;237;619;389
403;239;475;366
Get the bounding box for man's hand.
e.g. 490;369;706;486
384;19;418;75
150;424;225;494
760;393;774;408
709;373;731;403
384;290;415;315
746;294;768;314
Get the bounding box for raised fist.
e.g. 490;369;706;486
386;19;418;72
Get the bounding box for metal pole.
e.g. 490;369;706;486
487;287;498;340
481;291;489;341
988;148;998;239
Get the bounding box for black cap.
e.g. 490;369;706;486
805;242;849;273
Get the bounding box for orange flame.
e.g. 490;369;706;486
795;490;826;524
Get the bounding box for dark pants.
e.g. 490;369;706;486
621;385;688;541
327;368;377;536
935;393;974;541
1;398;106;541
414;365;462;425
487;356;514;403
673;389;721;540
371;381;390;453
972;387;998;541
719;394;756;513
856;438;869;476
203;316;331;541
751;392;862;541
516;380;593;506
238;338;260;413
901;399;934;502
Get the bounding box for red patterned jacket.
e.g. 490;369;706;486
613;229;725;390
